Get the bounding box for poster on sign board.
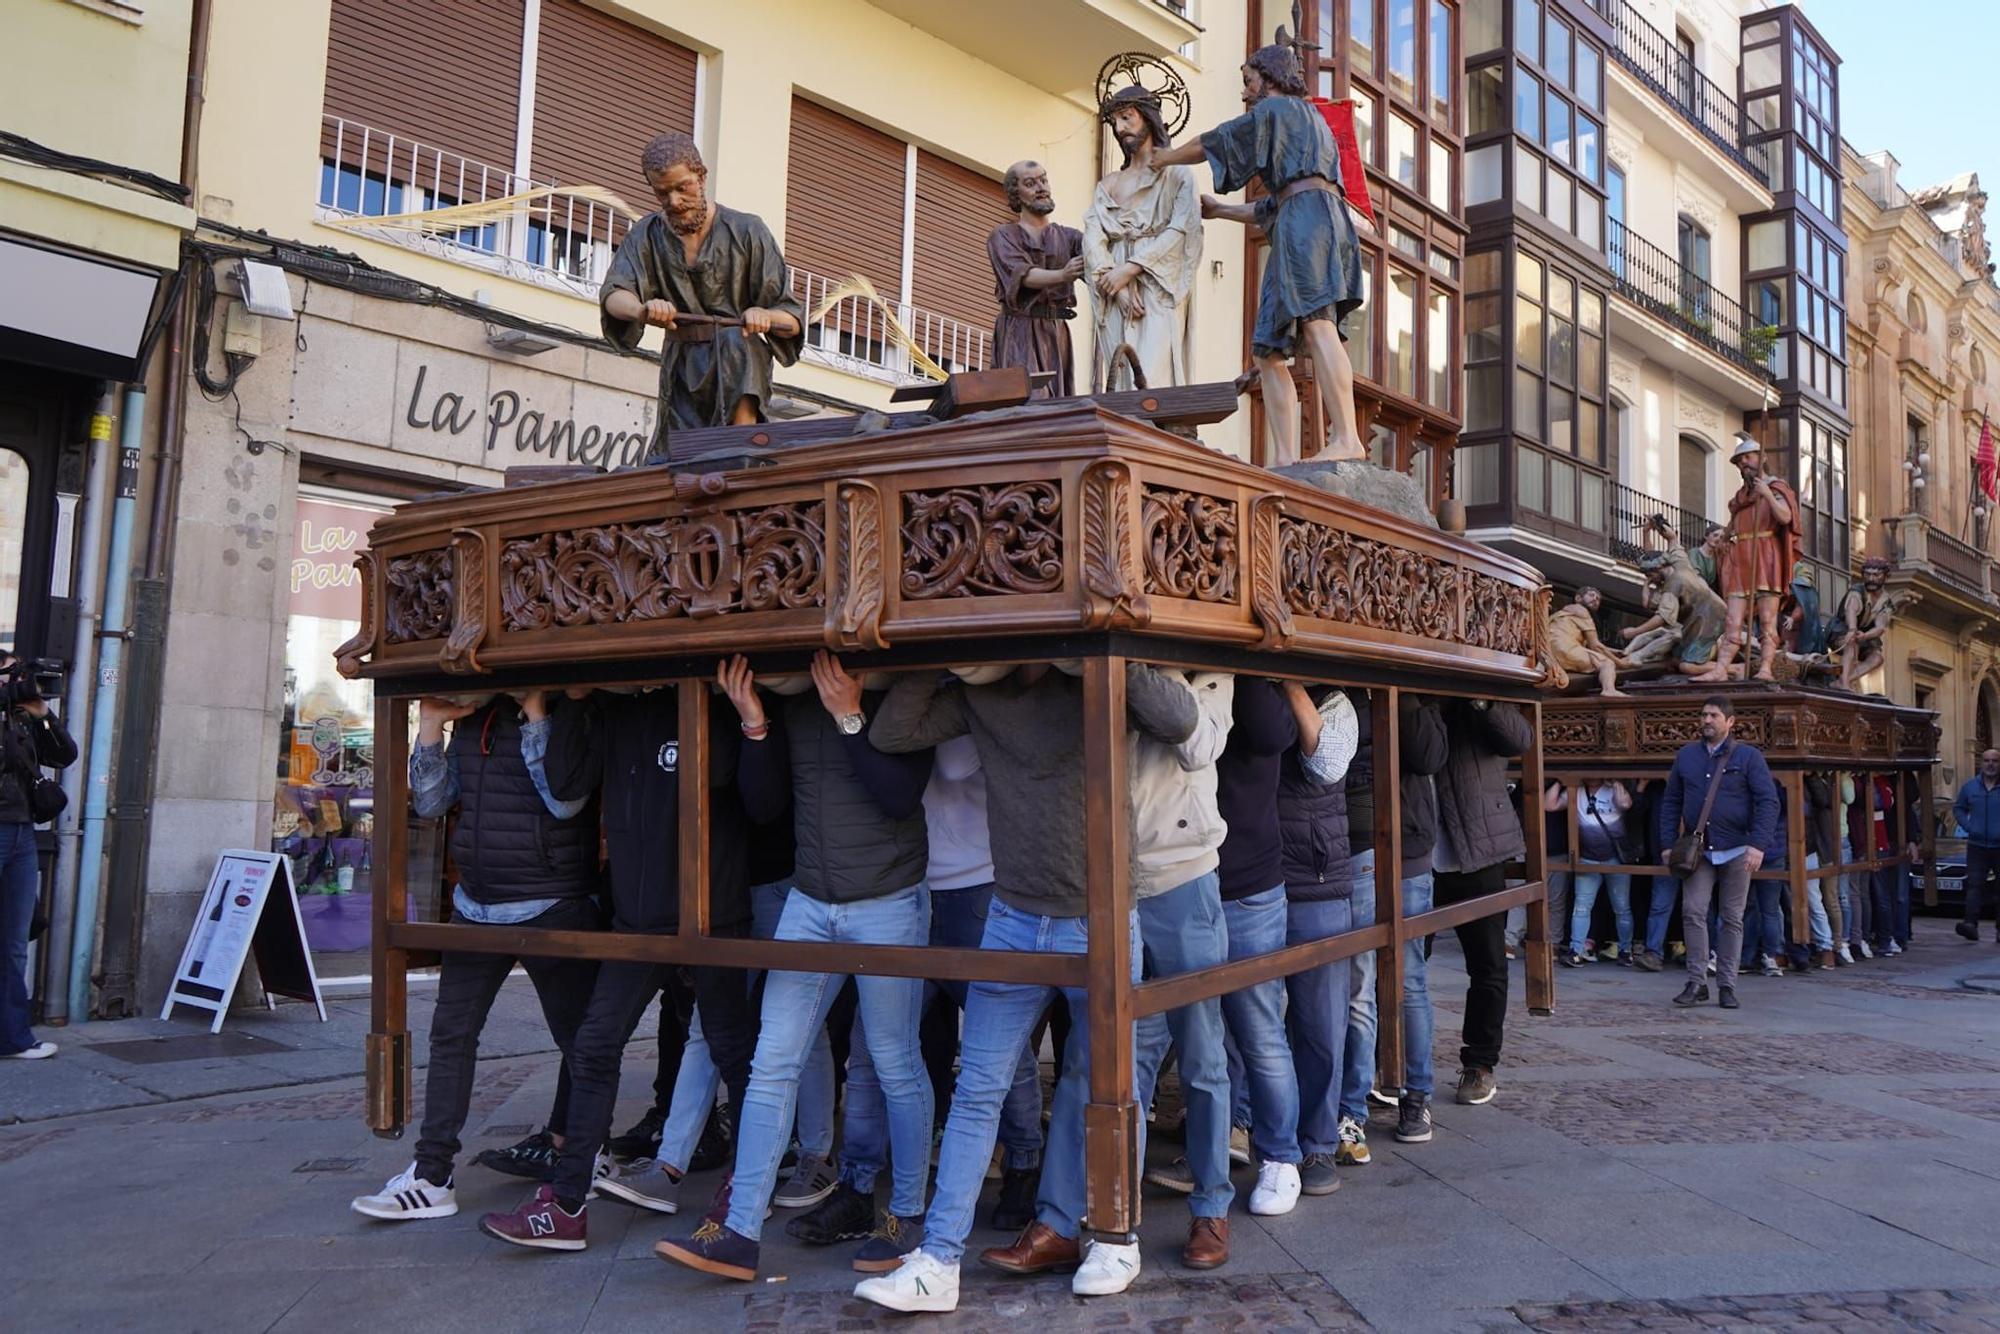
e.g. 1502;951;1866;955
161;850;327;1033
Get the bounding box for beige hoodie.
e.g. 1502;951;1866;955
1129;669;1234;898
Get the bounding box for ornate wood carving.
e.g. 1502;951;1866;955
1464;572;1536;656
831;480;888;650
1248;493;1294;648
1080;460;1141;629
1142;486;1238;603
497;502;825;632
1602;713;1633;755
899;481;1063;599
334;550;378;678
384;548;453;644
441;528;488;675
1277;515;1459;641
1637;712;1703;751
1543;714;1602;754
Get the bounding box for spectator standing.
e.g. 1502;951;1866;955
1956;750;2000;942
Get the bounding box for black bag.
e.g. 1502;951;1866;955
28;776;66;824
1667;742;1734;878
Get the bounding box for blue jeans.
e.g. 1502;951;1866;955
1743;877;1786;963
1131;872;1233;1219
0;824;38;1055
1569;872;1634;956
925;897;1140;1262
1804;853;1833;950
1336;859;1436;1114
1220;885;1300;1165
1645;875;1679;958
658;880;835;1172
845;883;1045;1187
726;883;932;1240
1285;894;1352;1154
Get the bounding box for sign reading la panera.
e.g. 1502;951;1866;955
405;363;654;468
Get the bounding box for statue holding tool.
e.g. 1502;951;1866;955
600;132;805;459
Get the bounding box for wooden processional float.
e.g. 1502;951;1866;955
334;372;1560;1236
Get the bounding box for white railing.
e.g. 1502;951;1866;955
792;267;991;384
316;115;625;300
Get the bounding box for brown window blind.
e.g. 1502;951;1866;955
783;97;906;298
322;0;524;184
911;150;1008;343
531;0;696;198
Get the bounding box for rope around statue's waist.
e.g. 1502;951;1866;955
1730;530;1777;540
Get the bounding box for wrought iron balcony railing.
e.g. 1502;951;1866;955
793;267;990;384
1607;0;1775;187
1607;219;1773;379
1609;479;1712;566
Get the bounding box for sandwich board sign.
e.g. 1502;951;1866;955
161;849;328;1032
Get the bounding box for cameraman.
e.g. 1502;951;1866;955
1;652;78;1060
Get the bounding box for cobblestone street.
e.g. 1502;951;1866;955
10;932;2000;1332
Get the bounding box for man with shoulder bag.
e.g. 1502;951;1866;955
1657;696;1778;1009
0;652;79;1060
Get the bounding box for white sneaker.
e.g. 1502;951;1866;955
351;1162;458;1220
1884;939;1904;956
585;1151;618;1199
1228;1125;1252;1165
1857;940;1874;959
3;1040;55;1060
1072;1238;1141;1296
853;1250;958;1313
1837;944;1855;964
1249;1160;1302;1216
1368;1086;1401;1109
1706;952;1718;975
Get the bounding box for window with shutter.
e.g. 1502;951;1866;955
784;98;906;350
912;150;1009;361
531;0;696;200
321;0;523;201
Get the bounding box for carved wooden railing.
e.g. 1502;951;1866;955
337;404;1553;687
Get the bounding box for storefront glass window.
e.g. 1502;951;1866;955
271;492;389;979
0;449;26;652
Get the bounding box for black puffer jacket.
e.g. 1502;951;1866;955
0;705;78;825
1434;699;1533;873
448;702;599;905
1279;688;1351;900
543;688;750;934
1343;692;1448;877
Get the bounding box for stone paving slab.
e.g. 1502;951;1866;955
1512;1286;2000;1331
1621;1030;2000;1076
1495;1074;1945;1147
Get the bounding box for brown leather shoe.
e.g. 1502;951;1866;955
978;1221;1081;1274
1182;1216;1229;1270
1819;949;1838;969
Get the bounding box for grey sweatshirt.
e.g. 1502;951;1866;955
871;666;1196;917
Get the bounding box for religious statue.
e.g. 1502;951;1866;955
1548;587;1628;696
1620;549;1727;674
1147;25;1371;466
988;161;1086;399
1696;435;1799;683
1837;556;1900;691
1083;85;1202;392
599;133;804;459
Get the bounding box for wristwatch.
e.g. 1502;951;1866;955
838;711;866;736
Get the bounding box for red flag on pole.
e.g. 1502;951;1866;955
1979;412;1997;502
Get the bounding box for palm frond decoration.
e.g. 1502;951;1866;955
807;274;950;383
320;184;644;236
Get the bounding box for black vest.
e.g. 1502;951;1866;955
1279;746;1352;899
448;705;598;905
785;693;928;903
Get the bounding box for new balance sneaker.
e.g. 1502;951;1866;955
593;1162;682;1214
1299;1152;1341;1195
655;1220;759;1281
1229;1125;1252;1165
786;1181;875;1245
1143;1156;1197;1194
852;1210;922;1273
1248;1161;1301;1216
1072;1238;1141;1297
480;1184;587;1251
351;1162;458;1221
1395;1092;1434;1143
853;1249;960;1314
605;1106;666;1165
1455;1066;1496;1106
988;1163;1040;1232
474;1130;558;1181
773;1151;838;1210
1334;1116;1371;1166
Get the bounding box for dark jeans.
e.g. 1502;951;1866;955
0;823;39;1054
648;975;697;1113
1870;865;1902;947
1966;844;2000;927
1433;864;1509;1073
552;940;756;1207
414;897;602;1184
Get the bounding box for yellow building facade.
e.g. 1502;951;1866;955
1844;147;2000;802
